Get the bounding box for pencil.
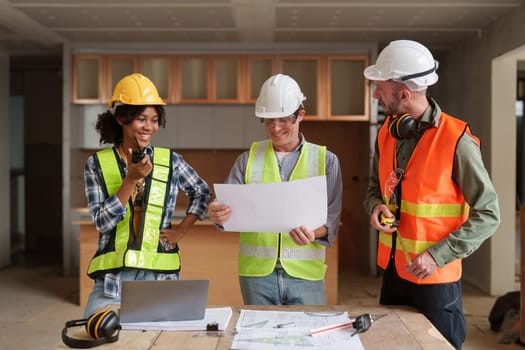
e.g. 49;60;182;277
309;321;353;336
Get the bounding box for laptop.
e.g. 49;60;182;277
119;279;209;323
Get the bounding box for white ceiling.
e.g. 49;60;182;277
1;0;525;55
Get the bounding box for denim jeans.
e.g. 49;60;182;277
83;269;178;318
239;267;326;305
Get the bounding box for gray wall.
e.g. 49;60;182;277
0;54;10;268
434;6;525;294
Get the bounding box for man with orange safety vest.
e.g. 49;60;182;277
363;40;500;349
208;74;343;305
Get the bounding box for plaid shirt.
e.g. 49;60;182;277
84;145;211;297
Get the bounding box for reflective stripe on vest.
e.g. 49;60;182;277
239;140;327;280
87;147;180;278
377;113;478;284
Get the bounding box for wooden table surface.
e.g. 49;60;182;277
58;305;453;349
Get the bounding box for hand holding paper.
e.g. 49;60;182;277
208;201;232;226
213;176;327;233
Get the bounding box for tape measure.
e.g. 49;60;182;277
380;214;398;228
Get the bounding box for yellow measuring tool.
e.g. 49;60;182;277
382;169;412;265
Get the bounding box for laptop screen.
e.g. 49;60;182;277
119;279;209;323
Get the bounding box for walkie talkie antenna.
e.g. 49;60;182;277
131;137;146;163
134;137;143;154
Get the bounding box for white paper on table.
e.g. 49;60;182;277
213;176;327;233
231;309;364;350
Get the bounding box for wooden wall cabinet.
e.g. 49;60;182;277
139;56;173;102
72;55;172;104
108;55;138;98
213;56;241;103
279;55;369;121
72;55;104;104
178;56;209;102
327;55;369;121
243;55;276;102
280;56;321;119
177;55;276;104
178;56;243;103
72;53;368;121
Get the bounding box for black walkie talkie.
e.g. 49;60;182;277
131;137;146;163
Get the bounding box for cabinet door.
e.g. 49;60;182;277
245;56;276;102
328;56;369;121
212;56;241;103
140;56;172;102
280;56;321;119
107;55;138;101
179;56;210;102
72;55;103;104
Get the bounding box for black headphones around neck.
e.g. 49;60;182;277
387;98;439;140
62;308;120;348
388;113;421;140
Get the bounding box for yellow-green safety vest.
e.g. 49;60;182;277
87;147;181;279
238;140;327;280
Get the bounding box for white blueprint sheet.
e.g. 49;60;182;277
213;176;327;233
231;309;364;350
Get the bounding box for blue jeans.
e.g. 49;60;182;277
83;269;178;318
239;267;326;305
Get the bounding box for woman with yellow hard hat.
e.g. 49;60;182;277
82;73;211;317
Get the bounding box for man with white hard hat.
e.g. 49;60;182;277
209;74;343;305
363;40;500;349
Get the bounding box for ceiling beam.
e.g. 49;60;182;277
0;2;65;47
277;2;522;9
231;0;276;42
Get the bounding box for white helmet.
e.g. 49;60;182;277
364;40;439;91
255;74;306;118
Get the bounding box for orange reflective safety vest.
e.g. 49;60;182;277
377;112;480;284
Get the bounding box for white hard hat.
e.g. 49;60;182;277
255;74;306;118
364;40;439;91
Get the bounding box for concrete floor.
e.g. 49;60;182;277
0;253;523;349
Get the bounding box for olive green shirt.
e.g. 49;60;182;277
363;103;500;268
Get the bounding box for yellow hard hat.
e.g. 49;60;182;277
108;73;166;108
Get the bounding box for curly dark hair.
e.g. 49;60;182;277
95;105;166;146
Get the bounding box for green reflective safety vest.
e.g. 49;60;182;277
87;147;180;279
238;140;327;281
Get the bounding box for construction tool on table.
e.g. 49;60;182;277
309;313;388;336
350;313;387;336
380;168;412;265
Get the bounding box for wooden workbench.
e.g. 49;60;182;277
57;305;453;349
78;221;338;306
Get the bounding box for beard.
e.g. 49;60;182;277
379;98;403;116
